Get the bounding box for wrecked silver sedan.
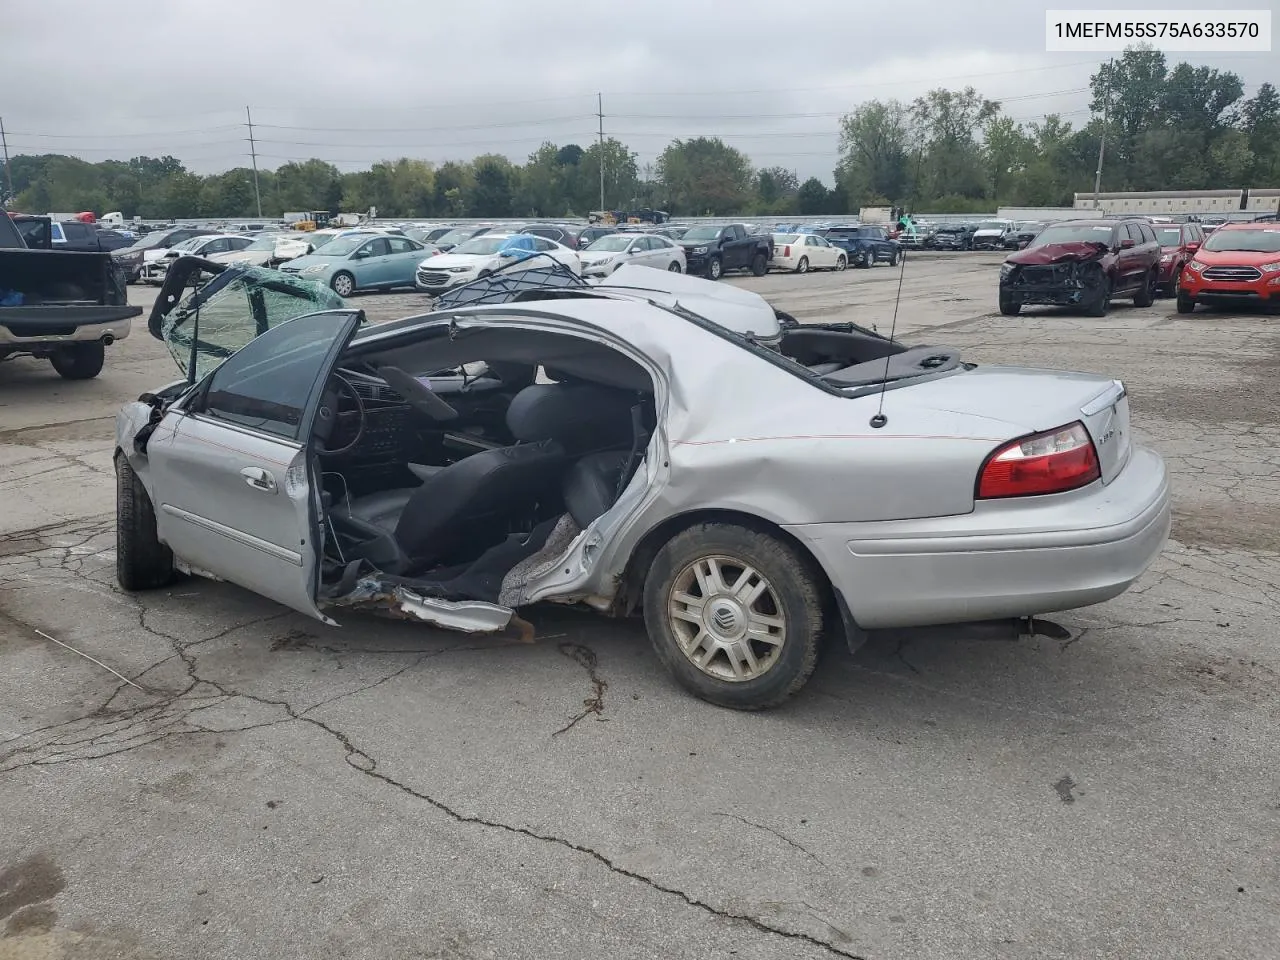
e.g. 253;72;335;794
114;257;1171;709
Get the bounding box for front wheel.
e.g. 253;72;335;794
1133;269;1157;307
330;271;355;297
706;257;723;281
1176;292;1196;314
835;255;847;272
750;252;768;277
1086;271;1111;317
889;249;901;267
116;456;175;591
50;342;105;380
795;256;809;275
998;293;1021;316
668;261;682;272
642;523;825;710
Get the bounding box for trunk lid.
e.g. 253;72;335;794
894;366;1132;484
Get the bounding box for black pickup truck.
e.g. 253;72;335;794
1;213;139;379
679;223;772;280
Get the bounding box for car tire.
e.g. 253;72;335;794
707;257;723;281
855;250;871;268
115;455;175;592
889;249;901;267
750;252;768;277
642;522;824;710
1086;271;1111;317
998;293;1021;316
668;261;682;272
835;255;847;271
1133;269;1157;307
330;271;355;297
50;342;105;380
795;256;809;274
1176;292;1196;314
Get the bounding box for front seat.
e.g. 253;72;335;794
330;381;636;573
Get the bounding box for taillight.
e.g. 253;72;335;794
977;422;1100;498
783;245;791;258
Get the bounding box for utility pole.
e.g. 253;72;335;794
245;106;263;218
597;92;605;213
0;117;12;207
1093;57;1113;208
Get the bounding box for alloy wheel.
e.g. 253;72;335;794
667;555;786;682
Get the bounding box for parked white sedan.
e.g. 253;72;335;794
140;234;254;284
580;233;686;277
770;233;848;273
414;233;581;293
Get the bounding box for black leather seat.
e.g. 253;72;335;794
563;452;632;528
331;381;637;573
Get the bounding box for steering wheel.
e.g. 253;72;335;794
314;374;366;456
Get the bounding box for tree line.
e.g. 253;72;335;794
5;47;1277;221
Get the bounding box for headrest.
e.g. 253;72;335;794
505;382;636;448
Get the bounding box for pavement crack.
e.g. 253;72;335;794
712;812;829;868
551;642;607;737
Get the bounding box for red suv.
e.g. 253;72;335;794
1177;223;1280;313
1152;222;1205;296
999;218;1161;317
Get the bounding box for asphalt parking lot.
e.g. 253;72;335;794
1;252;1277;960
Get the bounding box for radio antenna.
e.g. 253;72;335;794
869;242;908;428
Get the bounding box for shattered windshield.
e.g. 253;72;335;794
158;264;345;382
1028;224;1114;247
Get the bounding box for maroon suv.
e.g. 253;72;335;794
998;219;1162;317
1152;222;1205;295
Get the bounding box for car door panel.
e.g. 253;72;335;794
148;309;363;620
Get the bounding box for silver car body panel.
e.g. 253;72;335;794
119;268;1170;635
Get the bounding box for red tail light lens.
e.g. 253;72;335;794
783;245;791;258
977;422;1100;498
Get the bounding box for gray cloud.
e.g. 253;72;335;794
0;0;1271;182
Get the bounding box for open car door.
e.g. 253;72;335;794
147;308;363;623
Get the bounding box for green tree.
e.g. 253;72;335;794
911;86;999;199
274;159;342;213
656;137;752;215
795;177;830;215
982;116;1033;203
836;99;911;206
468;154;515;217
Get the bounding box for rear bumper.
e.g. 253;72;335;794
786;445;1171;629
0;309;136;347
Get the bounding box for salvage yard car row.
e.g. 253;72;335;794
997;216;1280;316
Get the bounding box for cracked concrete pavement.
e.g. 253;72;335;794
1;254;1277;959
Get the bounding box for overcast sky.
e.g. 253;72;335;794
1;0;1274;183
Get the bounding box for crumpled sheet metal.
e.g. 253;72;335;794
328;577;515;634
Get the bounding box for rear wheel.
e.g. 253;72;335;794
50;342;105;380
1176;292;1196;314
707;257;723;281
795;256;809;274
750;252;768;276
1133;269;1157;307
116;456;175;591
643;523;824;710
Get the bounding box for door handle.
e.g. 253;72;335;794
240;466;277;493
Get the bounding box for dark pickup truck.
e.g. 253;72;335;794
1;213;139;379
11;215;135;253
679;223;771;280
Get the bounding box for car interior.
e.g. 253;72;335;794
309;325;657;604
